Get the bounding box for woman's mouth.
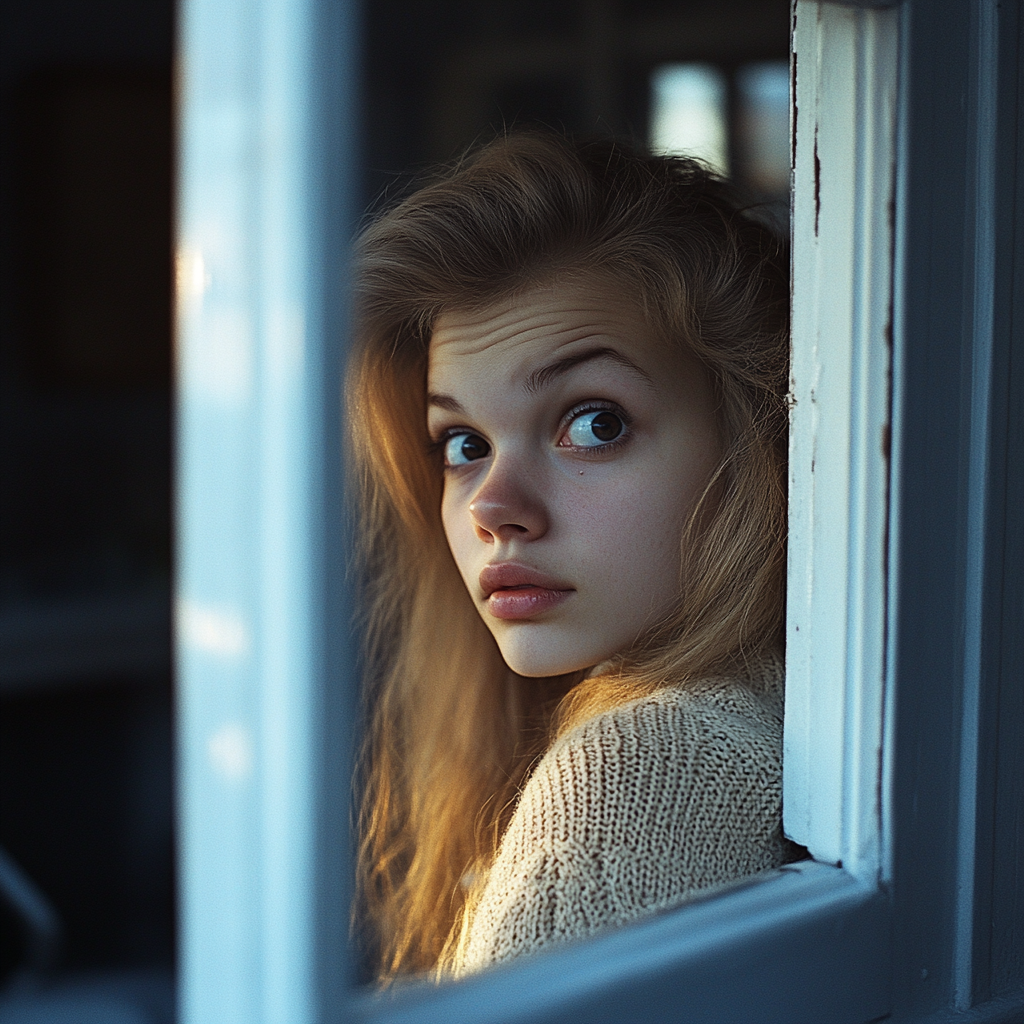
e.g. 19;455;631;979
487;585;574;620
479;564;575;621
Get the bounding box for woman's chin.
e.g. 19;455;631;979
493;631;606;679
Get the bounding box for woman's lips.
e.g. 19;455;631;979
487;586;574;620
479;563;574;621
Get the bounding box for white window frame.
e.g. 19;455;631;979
174;0;1024;1020
785;1;896;883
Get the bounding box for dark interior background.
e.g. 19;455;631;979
0;0;177;1008
0;0;787;1016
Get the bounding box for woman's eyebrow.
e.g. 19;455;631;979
426;392;465;414
426;346;655;413
524;346;655;394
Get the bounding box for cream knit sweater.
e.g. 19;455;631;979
453;658;789;976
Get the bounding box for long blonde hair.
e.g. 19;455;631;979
347;133;789;979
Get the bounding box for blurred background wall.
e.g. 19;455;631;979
0;0;788;1010
362;0;790;218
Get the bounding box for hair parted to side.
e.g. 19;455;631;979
347;132;790;980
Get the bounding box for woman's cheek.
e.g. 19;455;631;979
580;479;686;583
440;492;475;581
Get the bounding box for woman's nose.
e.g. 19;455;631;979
468;459;549;544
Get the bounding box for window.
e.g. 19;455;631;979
649;59;790;213
649;63;730;172
173;2;1024;1023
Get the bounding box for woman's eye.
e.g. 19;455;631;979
444;432;490;466
564;410;625;448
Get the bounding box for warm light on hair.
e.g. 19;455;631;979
347;133;789;980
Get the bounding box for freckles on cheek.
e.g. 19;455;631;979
588;493;686;614
569;484;684;565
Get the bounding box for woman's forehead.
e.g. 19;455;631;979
428;279;665;378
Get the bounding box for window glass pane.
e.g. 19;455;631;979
354;0;793;989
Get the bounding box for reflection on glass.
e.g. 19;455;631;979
649;63;729;175
736;61;790;197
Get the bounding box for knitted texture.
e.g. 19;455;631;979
453;658;788;975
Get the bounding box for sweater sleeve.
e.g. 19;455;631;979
453;681;786;976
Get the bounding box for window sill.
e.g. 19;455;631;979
357;860;891;1024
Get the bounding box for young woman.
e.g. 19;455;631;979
348;132;793;981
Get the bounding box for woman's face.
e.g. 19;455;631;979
427;277;721;678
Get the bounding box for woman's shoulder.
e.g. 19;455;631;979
454;658;789;973
547;654;785;772
514;655;786;857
